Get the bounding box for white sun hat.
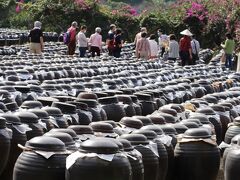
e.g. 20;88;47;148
180;29;193;36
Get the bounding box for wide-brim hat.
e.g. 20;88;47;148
180;29;193;36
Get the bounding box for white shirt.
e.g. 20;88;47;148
77;31;88;47
168;40;179;58
191;39;200;55
148;39;158;57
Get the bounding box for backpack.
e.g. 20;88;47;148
63;31;71;45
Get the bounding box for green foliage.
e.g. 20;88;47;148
0;0;239;50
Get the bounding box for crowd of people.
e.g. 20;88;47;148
28;21;236;68
66;22;123;58
134;27;201;66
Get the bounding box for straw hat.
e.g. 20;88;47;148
180;29;193;36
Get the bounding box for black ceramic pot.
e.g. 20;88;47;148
120;134;159;180
15;112;44;140
66;137;132;180
98;96;126;122
225;117;240;144
118;139;144;180
0;117;11;177
0;114;27;180
13;136;68;180
174;128;220;180
225;138;240;180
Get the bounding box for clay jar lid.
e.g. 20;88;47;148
182;119;202;126
77;92;98;100
159;108;178;117
75;99;98;108
14;86;30;93
183;128;211;139
68;125;94;135
29;109;49;119
132;116;153;126
134;93;152;101
133;129;157;140
210;105;226;112
116;95;133;104
171;123;188;134
103;120;117;128
158;124;177;135
5;102;19;111
141;125;164;135
49;128;78;140
189;113;210;124
196;108;216;115
42;107;63;117
120;134;149;146
219;102;233;109
90;122;114;133
98;96;119;105
1;114;21;125
0;86;16;92
80;137;119;154
25;136;66;152
157;113;177;123
109;138;124;151
37;97;59;107
66;101;88;111
16;112;39;124
120;117;143;129
202;95;218;104
120;88;136;95
21;101;43;109
41;84;56;91
94;92;108;98
44;132;76;150
0;117;6;128
169;104;184;113
180;121;199;129
52;102;77;114
224;100;237;106
147;115;166;124
118;139;134;151
29;85;43;93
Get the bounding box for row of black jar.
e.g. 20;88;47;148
2;88;240;180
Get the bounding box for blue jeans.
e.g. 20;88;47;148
225;54;233;69
79;47;87;57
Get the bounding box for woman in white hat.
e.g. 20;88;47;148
179;29;193;66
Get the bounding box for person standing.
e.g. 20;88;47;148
77;25;88;57
221;33;235;70
136;32;151;60
113;28;123;58
106;24;116;56
134;27;147;45
168;34;179;61
29;21;44;54
89;27;102;57
67;21;78;55
158;29;168;57
179;29;193;66
191;34;200;65
148;34;158;59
